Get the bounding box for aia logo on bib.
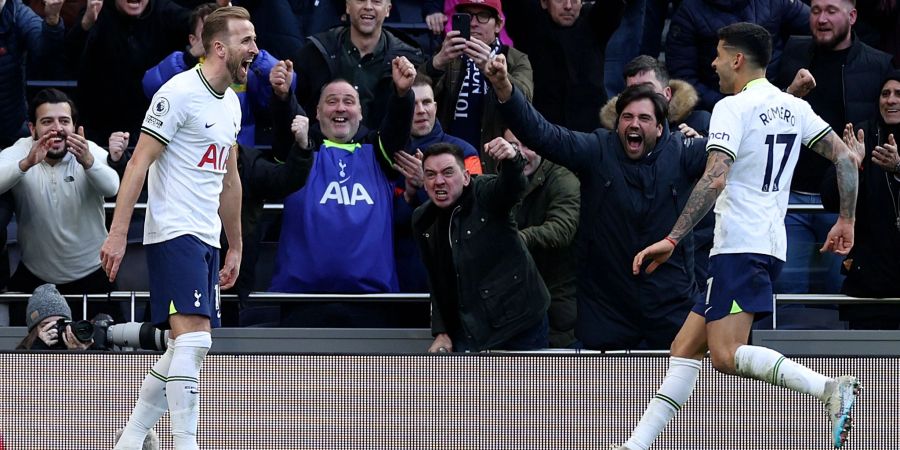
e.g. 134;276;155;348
319;182;374;205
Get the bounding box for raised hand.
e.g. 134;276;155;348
270;60;294;101
291;115;310;149
483;137;518;161
20;130;54;171
463;37;494;73
787;68;816;98
425;12;447;35
67;126;94;169
81;0;104;31
872;133;898;173
431;30;467;71
108;131;130;163
394;149;424;203
43;0;64;26
392;56;417;96
482;53;512;101
841;123;865;170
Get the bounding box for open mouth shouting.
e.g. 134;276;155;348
625;131;644;153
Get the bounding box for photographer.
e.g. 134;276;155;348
15;284;93;350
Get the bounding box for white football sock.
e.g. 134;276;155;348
734;345;829;400
625;357;702;450
114;339;175;450
166;332;211;450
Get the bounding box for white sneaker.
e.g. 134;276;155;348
825;375;861;448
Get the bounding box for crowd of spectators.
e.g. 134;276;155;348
1;0;899;348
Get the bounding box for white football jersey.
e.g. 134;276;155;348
707;78;830;260
140;67;241;247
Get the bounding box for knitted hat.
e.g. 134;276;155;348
25;284;71;331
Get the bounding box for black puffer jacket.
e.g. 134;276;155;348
776;34;894;193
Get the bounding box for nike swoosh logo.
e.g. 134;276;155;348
205;123;215;128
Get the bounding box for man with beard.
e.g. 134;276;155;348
774;0;894;299
622;23;861;450
100;7;252;449
484;55;709;351
69;0;229;147
0;89;120;318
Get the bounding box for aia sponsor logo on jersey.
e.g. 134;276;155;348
197;144;229;171
319;181;374;205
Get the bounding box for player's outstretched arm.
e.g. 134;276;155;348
811;131;858;255
100;134;164;282
633;150;732;275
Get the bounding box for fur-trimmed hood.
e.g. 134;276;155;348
599;79;701;130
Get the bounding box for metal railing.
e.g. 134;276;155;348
0;292;430;323
104;203;828;213
3;291;898;330
770;294;900;329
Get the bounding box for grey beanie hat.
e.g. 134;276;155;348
25;284;71;331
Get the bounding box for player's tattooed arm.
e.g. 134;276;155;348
669;150;733;242
810;131;858;220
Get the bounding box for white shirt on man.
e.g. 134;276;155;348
707;78;830;261
0;137;119;282
140;66;241;248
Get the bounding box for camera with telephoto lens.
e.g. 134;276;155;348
54;318;95;344
90;314;169;351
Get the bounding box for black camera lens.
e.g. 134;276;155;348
56;318;95;344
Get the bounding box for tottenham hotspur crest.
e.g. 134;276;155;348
194;290;202;307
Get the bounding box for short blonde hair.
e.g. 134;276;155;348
201;6;251;53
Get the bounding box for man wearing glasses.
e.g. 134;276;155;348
420;0;533;174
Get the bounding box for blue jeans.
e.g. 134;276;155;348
775;192;844;294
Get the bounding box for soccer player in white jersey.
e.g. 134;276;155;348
100;6;256;449
619;23;862;449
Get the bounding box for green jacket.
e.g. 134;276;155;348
513;160;580;347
